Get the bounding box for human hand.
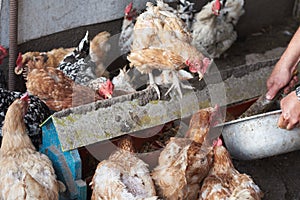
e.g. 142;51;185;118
266;61;298;100
278;91;300;130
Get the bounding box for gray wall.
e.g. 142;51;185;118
0;0;156;48
0;0;296;49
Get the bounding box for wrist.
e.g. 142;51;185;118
295;86;300;101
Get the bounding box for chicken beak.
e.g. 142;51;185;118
106;93;112;99
14;66;23;75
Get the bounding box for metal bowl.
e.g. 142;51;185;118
221;110;300;160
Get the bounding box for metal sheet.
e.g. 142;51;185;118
221;110;300;160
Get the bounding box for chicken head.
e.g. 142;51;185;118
124;2;137;21
0;45;8;64
212;0;222;16
186;57;211;80
98;79;114;99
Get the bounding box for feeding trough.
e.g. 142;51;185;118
38;58;284;199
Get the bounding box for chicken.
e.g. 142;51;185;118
199;139;263;200
0;45;8;64
151;107;219;200
89;31;111;77
0;93;63;199
58;31;113;98
112;67;137;95
119;2;138;56
0;88;52;149
15;53;104;111
90;136;158;200
177;0;195;30
20;47;75;70
191;0;245;58
128;0;211;98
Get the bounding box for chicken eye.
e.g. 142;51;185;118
200;158;206;164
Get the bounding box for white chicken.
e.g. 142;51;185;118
119;2;138;56
128;0;211;98
191;0;245;58
0;93;64;199
90;136;158;200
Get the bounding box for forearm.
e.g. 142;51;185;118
279;26;300;71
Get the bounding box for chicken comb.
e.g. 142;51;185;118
16;52;23;66
107;79;114;91
125;2;133;14
0;45;8;56
20;92;29;102
0;45;8;64
213;138;223;147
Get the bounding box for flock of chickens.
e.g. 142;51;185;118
0;0;264;199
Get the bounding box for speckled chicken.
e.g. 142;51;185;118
151;107;219;200
0;88;52;149
57;31;113;97
199;140;263;200
15;53;105;111
90;136;158;200
0;93;64;199
191;0;245;58
128;0;211;98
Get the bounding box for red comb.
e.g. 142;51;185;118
107;79;114;92
125;2;133;14
0;45;8;64
20;92;29;102
0;45;8;56
16;52;23;66
213;138;223;147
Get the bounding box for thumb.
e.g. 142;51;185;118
266;84;281;100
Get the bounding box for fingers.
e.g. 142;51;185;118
283;76;298;94
278;112;298;130
266;83;281;100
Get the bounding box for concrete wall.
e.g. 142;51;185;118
0;0;156;48
0;0;296;49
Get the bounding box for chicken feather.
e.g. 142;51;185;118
151;107;218;199
199;143;263;200
90;136;157;200
0;94;62;199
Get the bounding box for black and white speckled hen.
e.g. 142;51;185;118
57;31;113;98
0;88;52;149
57;31;94;85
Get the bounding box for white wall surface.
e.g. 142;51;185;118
0;0;155;48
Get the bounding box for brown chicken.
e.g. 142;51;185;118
90;136;158;200
151;107;219;200
128;0;211;98
15;54;104;111
89;31;111;77
0;93;64;199
20;47;75;70
199;139;263;200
